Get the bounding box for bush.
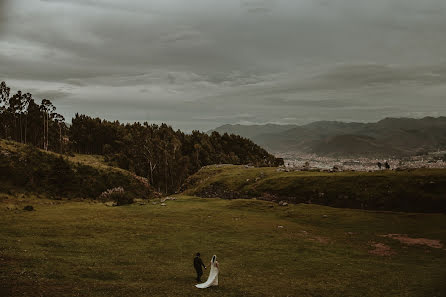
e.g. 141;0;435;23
98;187;133;205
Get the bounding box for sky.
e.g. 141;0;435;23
1;0;446;131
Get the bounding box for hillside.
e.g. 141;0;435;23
0;140;154;200
181;165;446;212
1;196;445;296
211;117;446;157
1;80;282;195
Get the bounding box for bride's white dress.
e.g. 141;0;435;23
195;255;219;288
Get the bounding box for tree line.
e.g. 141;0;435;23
0;81;283;194
0;81;67;152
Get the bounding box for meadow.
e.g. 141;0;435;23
1;195;445;297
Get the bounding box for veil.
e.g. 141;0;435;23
195;255;219;289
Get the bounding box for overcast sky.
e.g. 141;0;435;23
1;0;446;131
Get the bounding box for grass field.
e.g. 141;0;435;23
1;195;445;297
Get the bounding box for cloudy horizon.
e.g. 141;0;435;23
1;0;446;131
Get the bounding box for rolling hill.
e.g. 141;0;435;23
0;140;154;200
180;164;446;213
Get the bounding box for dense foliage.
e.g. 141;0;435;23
0;81;283;194
70;114;282;193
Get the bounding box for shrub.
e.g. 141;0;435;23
98;187;133;205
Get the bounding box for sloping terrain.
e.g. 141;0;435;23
0;140;154;199
181;165;446;212
211;117;446;156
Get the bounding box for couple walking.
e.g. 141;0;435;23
193;253;219;289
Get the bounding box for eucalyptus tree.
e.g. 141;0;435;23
0;81;11;139
40;99;55;150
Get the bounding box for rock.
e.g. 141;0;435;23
282;202;288;206
277;225;284;228
134;199;147;205
104;201;117;207
160;203;167;206
23;205;34;211
161;196;177;202
152;202;158;205
322;215;328;218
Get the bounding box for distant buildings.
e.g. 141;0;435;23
277;151;446;172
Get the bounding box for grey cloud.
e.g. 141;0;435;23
1;0;446;131
266;98;354;108
310;64;446;89
30;89;72;101
240;0;278;14
0;0;10;34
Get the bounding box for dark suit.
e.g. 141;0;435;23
194;256;206;282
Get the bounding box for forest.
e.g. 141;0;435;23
0;81;283;193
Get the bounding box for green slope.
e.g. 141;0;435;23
181;165;446;212
0;140;154;199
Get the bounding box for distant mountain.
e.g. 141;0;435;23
210;117;446;157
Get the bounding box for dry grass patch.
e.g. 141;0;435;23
381;234;444;249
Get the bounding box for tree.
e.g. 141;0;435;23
40;99;55;150
52;113;65;153
0;81;11;139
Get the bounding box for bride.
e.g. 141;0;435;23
195;255;219;288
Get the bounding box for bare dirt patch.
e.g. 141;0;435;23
381;234;444;249
309;235;330;244
369;242;395;256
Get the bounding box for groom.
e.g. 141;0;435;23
194;252;207;282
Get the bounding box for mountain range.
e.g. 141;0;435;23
210;117;446;157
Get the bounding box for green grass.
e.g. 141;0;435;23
0;139;152;199
1;196;445;296
182;165;446;212
0;139;126;174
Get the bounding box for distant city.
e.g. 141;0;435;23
279;151;446;172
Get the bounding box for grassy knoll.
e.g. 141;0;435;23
0;140;153;199
1;196;445;296
181;165;446;212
